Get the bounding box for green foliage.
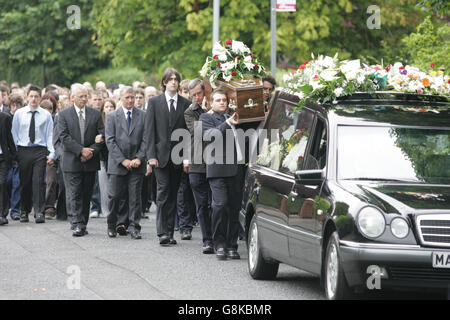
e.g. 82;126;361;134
91;0;430;79
401;16;450;71
81;65;160;88
0;0;107;86
416;0;449;17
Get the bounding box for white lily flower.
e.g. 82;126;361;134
333;87;344;97
321;70;339;81
232;40;250;54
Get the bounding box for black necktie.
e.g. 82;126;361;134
127;110;131;133
169;99;176;128
29;111;36;143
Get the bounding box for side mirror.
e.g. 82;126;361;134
294;169;325;186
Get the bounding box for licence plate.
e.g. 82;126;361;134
432;252;450;268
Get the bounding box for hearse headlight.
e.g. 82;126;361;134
390;218;409;239
357;206;386;238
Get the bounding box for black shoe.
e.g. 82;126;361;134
226;249;240;260
202;244;214;254
159;234;170;245
11;215;20;221
70;224;75;230
35;214;45;224
116;224;127;236
20;213;29;223
107;229;117;238
0;217;8;225
130;230;142;240
169;237;177;245
216;248;227;260
181;230;192;240
72;227;86;237
142;214;149;219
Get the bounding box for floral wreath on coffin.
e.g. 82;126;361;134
200;40;266;83
282;53;450;110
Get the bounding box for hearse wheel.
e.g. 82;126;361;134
248;215;279;280
324;231;353;300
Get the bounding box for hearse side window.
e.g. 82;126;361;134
257;100;313;175
304;117;327;170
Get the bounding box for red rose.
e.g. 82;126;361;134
232;72;237;76
431;62;435;68
225;40;232;45
213;55;218;60
253;64;258;69
385;65;391;71
299;64;306;70
251;55;253;59
399;66;405;70
374;66;381;71
218;63;221;67
448;79;450;84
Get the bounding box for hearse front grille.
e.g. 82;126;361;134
416;214;450;248
389;267;450;282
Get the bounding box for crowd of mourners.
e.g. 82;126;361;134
0;69;276;261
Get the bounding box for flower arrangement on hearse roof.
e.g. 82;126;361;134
200;40;266;83
282;53;450;111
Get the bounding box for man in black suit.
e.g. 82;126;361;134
0;85;11;115
106;86;147;239
57;83;105;236
145;68;191;245
0;112;17;225
184;79;214;253
199;89;245;260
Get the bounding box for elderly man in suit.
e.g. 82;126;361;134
105;86;147;239
145;68;191;245
57;83;105;237
199;88;245;260
0;112;17;226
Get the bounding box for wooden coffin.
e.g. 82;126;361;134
204;78;265;124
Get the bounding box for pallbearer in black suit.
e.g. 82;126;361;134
145;68;191;245
57;83;105;237
0;112;17;226
199;89;245;260
105;87;147;239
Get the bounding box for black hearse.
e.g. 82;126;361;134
240;90;450;299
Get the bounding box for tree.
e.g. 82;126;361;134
401;16;450;71
0;0;108;86
92;0;429;79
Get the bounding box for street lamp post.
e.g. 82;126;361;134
271;0;277;77
213;0;220;51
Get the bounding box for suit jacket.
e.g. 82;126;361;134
57;106;105;172
53;114;63;161
1;105;11;115
145;93;191;168
200;111;238;179
0;112;17;168
106;107;147;175
184;102;206;174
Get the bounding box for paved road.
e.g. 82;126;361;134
0;206;324;300
0;206;447;300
